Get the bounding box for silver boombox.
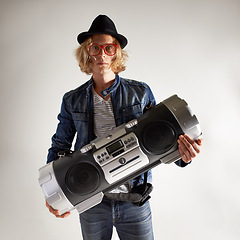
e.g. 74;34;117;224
39;95;202;215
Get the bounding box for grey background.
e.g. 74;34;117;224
1;0;240;239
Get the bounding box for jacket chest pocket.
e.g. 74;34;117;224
72;112;88;122
71;112;89;147
121;104;143;122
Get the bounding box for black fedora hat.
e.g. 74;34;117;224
77;15;128;49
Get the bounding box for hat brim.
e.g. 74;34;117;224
77;31;128;49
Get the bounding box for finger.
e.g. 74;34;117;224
184;134;203;153
183;134;203;147
196;138;203;146
45;200;50;208
179;135;192;148
46;201;60;216
178;144;191;163
56;212;71;218
49;207;60;216
183;134;201;154
178;135;197;158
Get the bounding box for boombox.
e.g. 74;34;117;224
39;95;202;215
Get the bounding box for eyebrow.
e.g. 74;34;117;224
91;43;114;45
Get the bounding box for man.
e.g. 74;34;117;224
45;15;202;240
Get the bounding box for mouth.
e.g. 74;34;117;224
97;62;108;66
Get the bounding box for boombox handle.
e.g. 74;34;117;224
132;171;153;206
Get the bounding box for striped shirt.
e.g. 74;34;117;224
92;88;116;138
92;88;129;193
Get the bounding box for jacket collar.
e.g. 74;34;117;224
86;74;120;98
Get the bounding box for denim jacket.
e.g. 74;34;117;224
47;75;156;188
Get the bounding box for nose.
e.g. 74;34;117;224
99;47;106;57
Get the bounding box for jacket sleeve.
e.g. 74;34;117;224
47;95;76;163
146;84;156;107
174;159;190;167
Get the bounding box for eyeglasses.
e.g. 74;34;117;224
88;43;117;56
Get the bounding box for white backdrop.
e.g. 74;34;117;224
1;0;240;239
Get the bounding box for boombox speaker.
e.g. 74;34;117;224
39;95;202;215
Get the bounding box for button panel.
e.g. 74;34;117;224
93;132;138;166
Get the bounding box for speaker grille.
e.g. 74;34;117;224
141;121;177;155
66;163;100;195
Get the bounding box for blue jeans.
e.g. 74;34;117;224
79;197;154;240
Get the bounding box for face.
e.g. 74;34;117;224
89;34;116;76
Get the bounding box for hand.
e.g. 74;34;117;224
177;134;203;163
45;200;71;218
